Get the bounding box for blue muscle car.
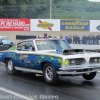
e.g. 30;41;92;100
0;38;100;85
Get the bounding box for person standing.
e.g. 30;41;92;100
77;35;80;44
93;34;95;45
74;34;77;44
60;34;63;39
67;35;72;44
73;34;75;44
43;33;48;38
96;34;100;45
38;34;42;38
65;35;68;42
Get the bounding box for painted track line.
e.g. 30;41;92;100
0;87;35;100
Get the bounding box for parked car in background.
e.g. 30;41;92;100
0;36;14;46
0;38;100;85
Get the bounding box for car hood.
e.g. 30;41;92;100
41;49;100;59
4;49;100;60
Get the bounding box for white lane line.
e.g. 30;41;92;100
0;87;35;100
0;62;5;65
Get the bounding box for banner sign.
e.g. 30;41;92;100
30;19;60;31
60;20;90;31
90;20;100;32
0;19;30;31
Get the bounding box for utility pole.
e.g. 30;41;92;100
50;0;52;19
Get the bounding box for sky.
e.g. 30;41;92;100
88;0;100;2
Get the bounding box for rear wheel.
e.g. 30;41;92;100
5;59;21;75
43;63;59;85
82;72;97;80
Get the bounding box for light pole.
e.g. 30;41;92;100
50;0;52;19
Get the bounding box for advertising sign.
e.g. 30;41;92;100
90;20;100;32
60;20;90;31
30;19;60;31
0;19;30;31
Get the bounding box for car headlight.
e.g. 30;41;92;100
64;59;70;66
99;58;100;63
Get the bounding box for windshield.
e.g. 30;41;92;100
36;40;72;50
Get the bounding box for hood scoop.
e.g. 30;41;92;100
56;48;84;55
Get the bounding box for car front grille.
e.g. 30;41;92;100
70;58;85;65
89;57;100;64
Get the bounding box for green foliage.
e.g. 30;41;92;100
0;0;100;19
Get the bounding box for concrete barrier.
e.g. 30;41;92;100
0;44;99;51
70;44;100;50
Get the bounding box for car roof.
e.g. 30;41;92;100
17;38;64;44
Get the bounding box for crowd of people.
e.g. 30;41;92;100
38;33;100;45
65;34;100;45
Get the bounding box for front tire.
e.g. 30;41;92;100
5;59;20;75
43;63;59;85
82;72;97;80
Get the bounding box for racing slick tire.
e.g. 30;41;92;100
5;59;21;75
82;72;97;80
43;63;59;85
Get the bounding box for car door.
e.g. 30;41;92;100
15;40;36;69
13;41;25;67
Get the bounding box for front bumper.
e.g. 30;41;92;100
57;64;100;75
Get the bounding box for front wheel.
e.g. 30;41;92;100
82;72;97;80
43;63;59;85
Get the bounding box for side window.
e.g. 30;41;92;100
17;41;35;51
17;42;23;51
25;41;35;51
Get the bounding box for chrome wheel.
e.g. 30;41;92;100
45;66;53;81
8;60;13;71
6;59;19;75
43;63;59;85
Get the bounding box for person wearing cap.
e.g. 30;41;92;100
43;33;48;38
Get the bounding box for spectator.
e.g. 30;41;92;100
73;34;75;44
74;34;77;44
77;35;80;44
95;34;100;45
60;34;63;39
92;34;95;44
90;35;93;45
43;33;48;38
82;35;87;44
38;34;42;38
65;35;68;42
87;34;90;44
48;35;52;38
67;36;72;44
